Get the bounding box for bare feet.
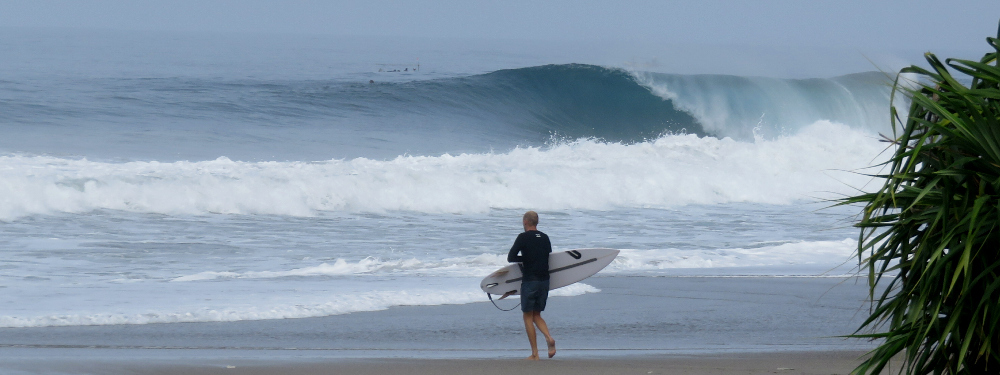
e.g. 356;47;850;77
524;354;540;360
547;338;556;358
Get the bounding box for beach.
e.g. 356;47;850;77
0;276;878;374
4;2;997;374
0;28;900;375
8;352;871;375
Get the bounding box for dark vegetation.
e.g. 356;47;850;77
843;23;1000;374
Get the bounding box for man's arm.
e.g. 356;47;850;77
508;234;524;263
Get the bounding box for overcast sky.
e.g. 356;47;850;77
2;1;999;76
2;1;997;47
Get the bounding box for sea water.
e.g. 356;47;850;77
0;29;892;328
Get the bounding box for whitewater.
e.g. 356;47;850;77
1;120;882;220
0;31;895;328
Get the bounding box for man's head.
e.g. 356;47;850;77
522;211;539;230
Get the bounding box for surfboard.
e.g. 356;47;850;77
480;248;619;296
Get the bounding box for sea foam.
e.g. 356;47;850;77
0;121;885;221
168;239;859;283
0;283;600;327
610;239;859;275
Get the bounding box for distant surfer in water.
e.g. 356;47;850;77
507;211;557;360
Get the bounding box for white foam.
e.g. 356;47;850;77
0;283;599;327
0;121;885;220
170;254;510;282
169;239;858;283
608;239;858;275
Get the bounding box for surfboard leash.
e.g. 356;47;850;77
487;292;521;312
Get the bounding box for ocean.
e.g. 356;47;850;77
0;29;889;339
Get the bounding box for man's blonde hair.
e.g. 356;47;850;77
523;211;539;226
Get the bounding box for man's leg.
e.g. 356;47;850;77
532;311;556;358
522;312;540;360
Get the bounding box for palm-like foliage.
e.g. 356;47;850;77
843;27;1000;374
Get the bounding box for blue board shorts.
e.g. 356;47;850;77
520;280;550;312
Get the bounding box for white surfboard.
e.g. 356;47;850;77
480;248;619;296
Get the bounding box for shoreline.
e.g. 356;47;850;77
0;276;879;373
3;350;874;375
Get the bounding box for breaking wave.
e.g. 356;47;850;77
0;120;886;220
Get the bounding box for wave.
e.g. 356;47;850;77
449;64;892;141
609;239;858;276
0;121;886;220
0;237;859;327
0;284;599;328
306;64;892;141
467;64;702;140
170;253;506;282
633;70;894;140
0;64;894;157
168;239;859;284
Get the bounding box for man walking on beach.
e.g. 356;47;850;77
507;211;556;360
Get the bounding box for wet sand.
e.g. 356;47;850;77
5;351;874;375
0;276;880;374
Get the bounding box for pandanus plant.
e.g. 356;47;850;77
843;23;1000;374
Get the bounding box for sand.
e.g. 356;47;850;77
4;351;875;375
0;276;882;374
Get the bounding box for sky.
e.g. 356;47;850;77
1;0;999;76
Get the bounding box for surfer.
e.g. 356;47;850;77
507;211;557;360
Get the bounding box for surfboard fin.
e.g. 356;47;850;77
498;290;517;300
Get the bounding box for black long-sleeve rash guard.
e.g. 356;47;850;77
507;230;552;282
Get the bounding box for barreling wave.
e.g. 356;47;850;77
631;70;895;140
463;64;893;141
0;64;893;151
372;64;893;141
465;64;703;140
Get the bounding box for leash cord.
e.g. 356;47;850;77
487;292;520;312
